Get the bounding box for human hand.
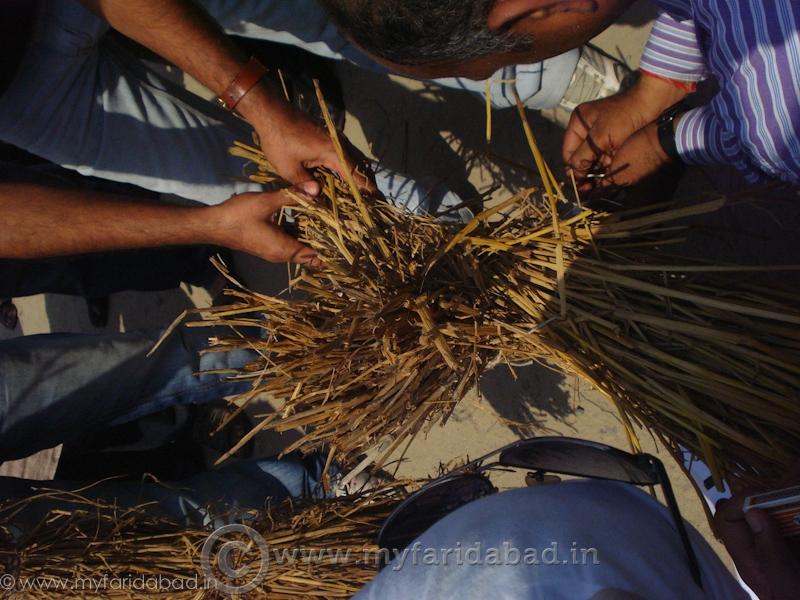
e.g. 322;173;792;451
208;188;321;266
237;84;375;197
714;466;800;600
595;121;670;190
563;75;687;191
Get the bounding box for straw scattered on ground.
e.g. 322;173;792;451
0;483;407;598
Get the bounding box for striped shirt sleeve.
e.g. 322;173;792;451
676;95;800;185
672;0;800;185
674;106;730;168
639;11;707;82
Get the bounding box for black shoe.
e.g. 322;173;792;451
86;296;110;328
0;299;18;330
54;406;206;481
190;401;256;467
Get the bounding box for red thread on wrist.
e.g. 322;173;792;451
218;57;269;111
640;69;698;93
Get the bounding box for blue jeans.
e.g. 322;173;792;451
0;321;255;463
0;0;578;205
0;452;334;531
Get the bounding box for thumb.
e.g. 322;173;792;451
270;186;316;210
563;112;590;163
259;223;319;266
745;509;800;598
746;509;788;560
297;179;321;196
279;161;321;197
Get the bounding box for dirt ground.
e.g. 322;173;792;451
2;0;749;572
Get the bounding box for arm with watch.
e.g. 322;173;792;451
79;0;372;197
564;6;800;190
562;10;703;191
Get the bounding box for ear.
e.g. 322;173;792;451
487;0;596;31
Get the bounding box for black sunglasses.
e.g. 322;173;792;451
377;436;702;588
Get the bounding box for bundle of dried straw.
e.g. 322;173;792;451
182;87;800;489
0;484;405;598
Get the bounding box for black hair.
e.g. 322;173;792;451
319;0;533;66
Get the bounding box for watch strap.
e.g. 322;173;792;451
656;101;690;164
218;57;268;112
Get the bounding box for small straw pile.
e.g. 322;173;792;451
0;484;406;598
187;86;800;488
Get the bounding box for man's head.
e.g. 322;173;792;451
319;0;532;67
321;0;632;80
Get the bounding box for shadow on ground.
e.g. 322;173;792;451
479;363;573;437
338;62;568;211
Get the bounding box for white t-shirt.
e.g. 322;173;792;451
355;480;746;600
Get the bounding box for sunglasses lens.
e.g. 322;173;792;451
499;439;657;485
378;474;495;559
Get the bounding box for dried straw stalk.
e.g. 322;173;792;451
190;88;800;488
0;484;406;598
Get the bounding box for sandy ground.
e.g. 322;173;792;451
1;0;740;572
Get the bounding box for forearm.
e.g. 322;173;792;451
79;0;290;138
79;0;361;191
616;73;690;130
80;0;245;95
0;183;220;259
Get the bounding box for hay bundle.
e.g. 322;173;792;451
188;94;800;488
0;484;405;598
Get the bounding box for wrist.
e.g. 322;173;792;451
217;56;269;112
234;79;292;136
632;73;691;123
657;110;686;164
193;204;235;248
646;121;670;164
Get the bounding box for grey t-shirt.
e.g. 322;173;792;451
356;480;745;600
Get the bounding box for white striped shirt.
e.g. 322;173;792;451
640;0;800;184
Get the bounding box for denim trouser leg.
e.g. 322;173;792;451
0;247;218;300
0;452;333;532
0;323;255;462
178;452;334;521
